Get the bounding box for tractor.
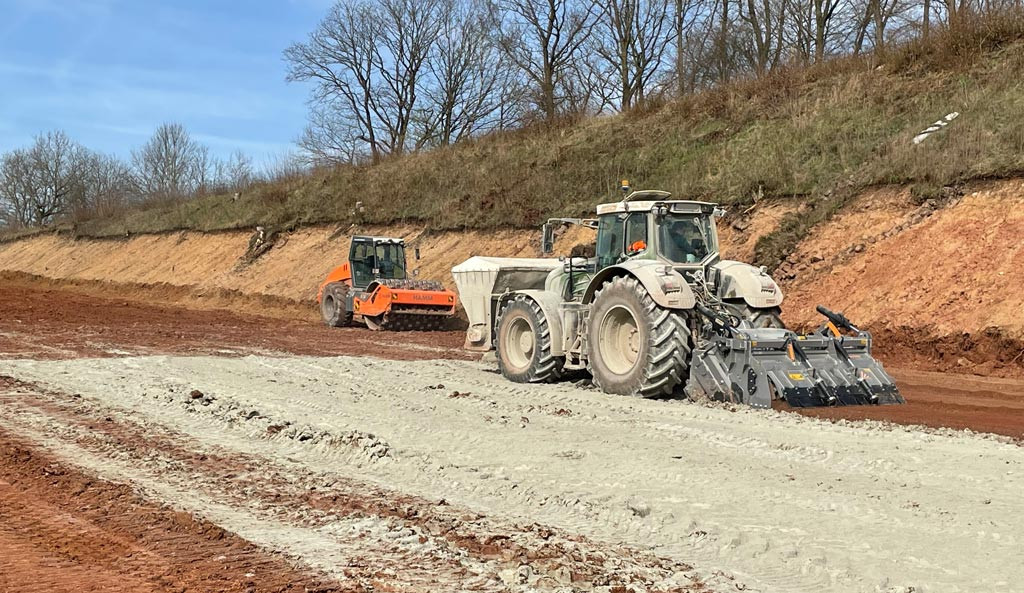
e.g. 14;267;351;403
452;189;902;408
318;235;456;331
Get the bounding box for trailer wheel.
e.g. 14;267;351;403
587;276;690;397
321;283;353;327
495;295;564;383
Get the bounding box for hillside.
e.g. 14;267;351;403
3;177;1023;376
61;18;1024;274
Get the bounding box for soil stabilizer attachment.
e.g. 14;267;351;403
688;304;904;408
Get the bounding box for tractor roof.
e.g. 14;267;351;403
596;191;717;215
352;235;405;245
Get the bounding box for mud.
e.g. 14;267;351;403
787;368;1024;438
2;281;1022;439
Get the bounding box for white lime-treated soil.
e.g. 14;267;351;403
3;354;1020;593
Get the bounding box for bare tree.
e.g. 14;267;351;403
739;0;789;74
286;1;383;162
944;0;972;26
418;0;506;147
0;150;34;227
75;152;135;220
131;123;210;199
594;0;677;110
674;0;708;94
0;131;88;227
285;0;443;162
496;0;598;122
373;0;445;154
786;0;848;62
813;0;844;61
716;0;733;78
210;150;256;191
297;102;364;165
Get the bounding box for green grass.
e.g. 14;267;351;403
69;16;1024;269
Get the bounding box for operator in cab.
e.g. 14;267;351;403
661;217;710;263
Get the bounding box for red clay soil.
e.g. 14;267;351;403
778;368;1024;439
1;281;1022;439
0;430;347;593
0;281;472;361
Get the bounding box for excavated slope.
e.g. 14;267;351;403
1;180;1022;369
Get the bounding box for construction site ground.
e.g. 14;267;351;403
1;278;1022;593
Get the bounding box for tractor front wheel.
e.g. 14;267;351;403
495;295;564;383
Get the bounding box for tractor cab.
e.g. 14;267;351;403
540;191;726;302
349;236;408;289
591;193;723;272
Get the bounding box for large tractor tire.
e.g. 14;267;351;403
587;276;691;397
495;295;564;383
320;282;353;327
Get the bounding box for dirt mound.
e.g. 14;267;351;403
0;224;599;307
782;180;1024;353
717;200;802;263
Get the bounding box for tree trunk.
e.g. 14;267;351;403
675;0;686;95
814;0;825;62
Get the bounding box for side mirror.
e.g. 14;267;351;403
414;247;421;261
713;207;727;219
541;223;554;255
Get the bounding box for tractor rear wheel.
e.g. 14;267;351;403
587;276;691;397
320;283;353;327
495;295;564;383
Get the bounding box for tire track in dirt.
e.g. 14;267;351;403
0;376;711;593
0;430;348;593
0;279;470;362
6;355;1021;593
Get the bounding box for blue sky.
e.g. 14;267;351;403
0;0;331;164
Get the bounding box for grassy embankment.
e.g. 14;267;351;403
64;16;1024;270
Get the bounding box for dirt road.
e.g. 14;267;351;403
1;282;1023;593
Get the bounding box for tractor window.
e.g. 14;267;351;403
659;214;716;264
595;214;623;270
350;242;376;287
374;243;407;280
624;213;647;254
